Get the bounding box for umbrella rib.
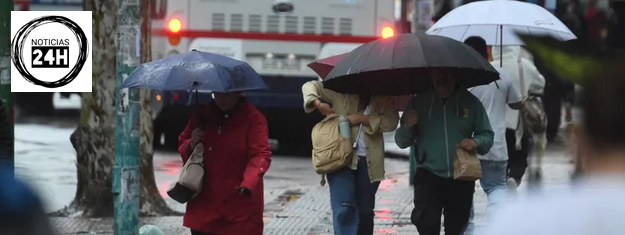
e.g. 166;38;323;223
385;42;394;71
527;26;534;36
362;40;382;72
349;40;381;74
459;25;472;42
494;24;500;46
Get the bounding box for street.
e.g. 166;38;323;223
14;114;411;215
15;113;576;235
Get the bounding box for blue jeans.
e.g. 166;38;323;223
327;157;380;235
464;160;508;235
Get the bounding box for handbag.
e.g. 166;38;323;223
167;114;207;203
167;141;205;204
453;147;482;181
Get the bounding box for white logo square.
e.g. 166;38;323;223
10;11;92;93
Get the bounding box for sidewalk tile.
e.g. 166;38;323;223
50;150;574;235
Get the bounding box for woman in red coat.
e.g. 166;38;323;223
178;91;272;235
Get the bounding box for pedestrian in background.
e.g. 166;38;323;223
481;58;625;235
462;36;523;235
395;69;494;235
491;45;545;191
302;80;399;235
585;0;610;46
558;0;588;42
178;92;272;235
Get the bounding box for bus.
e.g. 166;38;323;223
151;0;397;154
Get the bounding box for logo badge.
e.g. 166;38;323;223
10;11;92;92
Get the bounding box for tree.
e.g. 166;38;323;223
54;0;177;217
137;0;180;216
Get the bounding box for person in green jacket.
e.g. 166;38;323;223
395;68;494;235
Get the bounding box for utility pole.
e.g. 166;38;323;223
113;0;141;233
0;0;14;175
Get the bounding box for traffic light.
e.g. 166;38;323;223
168;18;182;46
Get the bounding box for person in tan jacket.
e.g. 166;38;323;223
302;80;399;235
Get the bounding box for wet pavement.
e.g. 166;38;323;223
43;145;574;235
262;146;575;235
14;118;412;214
15;113;576;234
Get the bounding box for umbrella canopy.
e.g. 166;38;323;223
323;33;500;96
121;50;268;92
307;53;349;79
426;0;576;46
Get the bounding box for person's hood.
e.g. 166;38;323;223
491;45;534;63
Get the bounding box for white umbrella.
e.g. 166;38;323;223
426;0;576;46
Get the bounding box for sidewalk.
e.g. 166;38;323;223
263;173;416;235
49;148;574;235
263;147;573;235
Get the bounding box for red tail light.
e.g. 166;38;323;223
381;26;395;39
172;93;180;101
168;18;182;33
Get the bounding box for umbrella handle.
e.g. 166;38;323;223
195;90;204;129
352;106;370;149
499;25;503;68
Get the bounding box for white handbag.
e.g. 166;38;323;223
167;142;205;204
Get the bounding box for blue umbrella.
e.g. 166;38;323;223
120;50;268;92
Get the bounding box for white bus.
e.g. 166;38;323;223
150;0;396;153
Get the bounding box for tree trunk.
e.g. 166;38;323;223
53;0;178;217
63;0;118;217
137;0;179;216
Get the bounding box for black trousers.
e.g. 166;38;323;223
505;129;531;185
544;97;562;143
411;168;475;235
190;230;218;235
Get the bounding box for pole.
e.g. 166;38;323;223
113;0;141;234
0;0;14;176
400;0;408;33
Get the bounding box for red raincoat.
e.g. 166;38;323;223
178;98;271;235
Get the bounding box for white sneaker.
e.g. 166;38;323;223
506;178;518;194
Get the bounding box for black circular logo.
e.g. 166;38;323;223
11;15;89;88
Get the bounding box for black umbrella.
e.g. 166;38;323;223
323;33;500;96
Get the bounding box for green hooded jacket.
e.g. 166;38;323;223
395;89;494;179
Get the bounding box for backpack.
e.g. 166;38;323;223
522;96;548;135
311;114;353;184
517;56;548;136
167;130;205;204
